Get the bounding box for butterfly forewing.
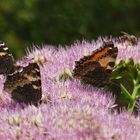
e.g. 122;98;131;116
73;41;118;87
0;41;15;74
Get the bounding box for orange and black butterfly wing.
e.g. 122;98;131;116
73;41;118;87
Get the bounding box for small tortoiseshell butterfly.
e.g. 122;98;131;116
73;41;118;87
0;41;42;105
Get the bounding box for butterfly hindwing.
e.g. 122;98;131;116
73;41;118;87
4;62;42;105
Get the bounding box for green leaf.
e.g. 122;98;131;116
120;84;133;101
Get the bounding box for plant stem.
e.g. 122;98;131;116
128;79;140;114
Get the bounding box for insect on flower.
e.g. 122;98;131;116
0;41;42;105
119;31;138;46
73;41;118;87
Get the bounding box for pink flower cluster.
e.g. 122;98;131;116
0;38;140;139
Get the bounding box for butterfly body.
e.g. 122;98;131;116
73;41;118;87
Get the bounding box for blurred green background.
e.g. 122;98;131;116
0;0;140;58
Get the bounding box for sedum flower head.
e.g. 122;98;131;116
0;38;140;139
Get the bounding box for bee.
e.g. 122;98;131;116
119;31;137;46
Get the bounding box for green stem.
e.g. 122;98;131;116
127;99;136;114
128;79;140;114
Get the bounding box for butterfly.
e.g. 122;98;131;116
73;41;118;87
0;41;42;105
